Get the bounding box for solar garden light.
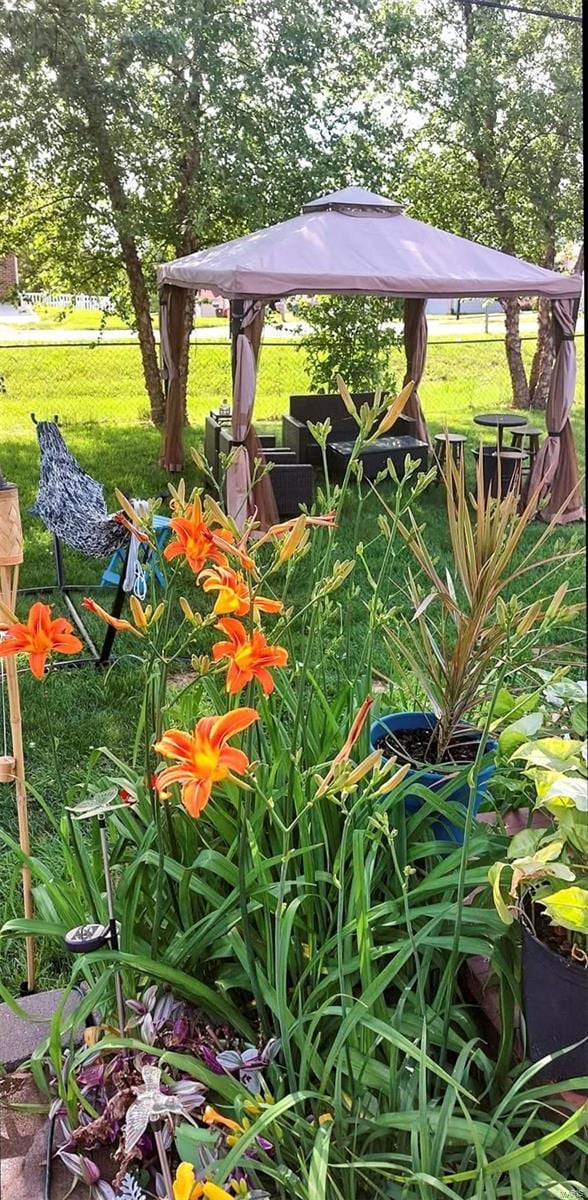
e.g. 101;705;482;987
64;788;132;1035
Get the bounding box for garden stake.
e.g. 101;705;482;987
153;1120;175;1200
0;472;35;991
98;813;127;1036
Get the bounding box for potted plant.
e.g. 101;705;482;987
489;724;588;1081
370;453;582;841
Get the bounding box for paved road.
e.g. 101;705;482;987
0;313;584;344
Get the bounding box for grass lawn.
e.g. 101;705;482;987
13;305;228;332
0;338;585;991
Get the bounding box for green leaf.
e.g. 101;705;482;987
308;1121;333;1199
499;712;544;757
175;1122;219;1166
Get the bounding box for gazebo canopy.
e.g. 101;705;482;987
157;187;582;301
158;187;584;528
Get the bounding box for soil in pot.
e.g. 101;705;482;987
375;723;482;767
370;712;497;843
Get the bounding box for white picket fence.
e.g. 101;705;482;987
21;291;115;311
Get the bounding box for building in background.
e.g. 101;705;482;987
0;254;19;302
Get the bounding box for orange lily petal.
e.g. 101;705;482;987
82;597;143;637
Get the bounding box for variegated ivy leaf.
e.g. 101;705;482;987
513;737;584;773
538;886;588;935
124;1065;190;1152
543;773;588;813
67;787;129;821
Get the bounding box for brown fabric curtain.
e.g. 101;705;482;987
160;284;186;472
227;302;279;531
526;298;584;524
402;298;431;446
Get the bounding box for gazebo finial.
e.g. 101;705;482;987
302;186;405;214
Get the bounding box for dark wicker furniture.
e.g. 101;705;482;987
327;435;429;481
215;425;314;517
282;392;416;465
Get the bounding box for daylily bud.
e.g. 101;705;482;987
278;514;309;562
344;749;382;786
180;596;196;622
545;582;568;620
515;600;543;637
129;595;148;628
366;380;415;445
150;603;165;624
375;762;411;795
336;375;360;424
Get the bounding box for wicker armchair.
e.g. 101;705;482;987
217;426;314;517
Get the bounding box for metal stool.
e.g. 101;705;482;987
434;432;467;485
508;424;541;476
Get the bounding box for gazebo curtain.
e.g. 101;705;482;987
402;298;430;446
160;284;186;472
527;298;584;524
227;302;278;530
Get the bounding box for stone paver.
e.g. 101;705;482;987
0;989;79;1072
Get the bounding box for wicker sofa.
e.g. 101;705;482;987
282;392;416;465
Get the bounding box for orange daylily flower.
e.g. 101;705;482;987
254;510;338;552
164;495;234;575
0;601;83;679
153;707;259;817
212;618;288;695
199;566;282;618
82;597;143;637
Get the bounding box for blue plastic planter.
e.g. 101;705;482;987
370;711;497;843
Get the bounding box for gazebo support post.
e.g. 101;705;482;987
230;299;245;382
160;284;187;473
402;298;431;447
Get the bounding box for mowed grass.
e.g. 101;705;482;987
0;337;585;990
12;304;228;332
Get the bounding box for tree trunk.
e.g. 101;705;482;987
56;53;166;425
501;298;530;409
528;297;553;410
527;238;555;411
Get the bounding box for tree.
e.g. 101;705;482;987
394;0;583;408
0;0;409;454
297;296;402;393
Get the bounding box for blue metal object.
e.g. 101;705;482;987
100;514;171;591
370;710;497;843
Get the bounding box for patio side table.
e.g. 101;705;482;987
473;412;526;453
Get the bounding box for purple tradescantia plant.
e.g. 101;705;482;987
57;1150;116;1199
206;1038;281;1094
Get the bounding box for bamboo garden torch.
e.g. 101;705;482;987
0;469;35;991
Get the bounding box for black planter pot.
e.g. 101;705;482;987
522;912;588;1083
473;446;526;500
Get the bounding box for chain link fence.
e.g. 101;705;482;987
0;336;584;437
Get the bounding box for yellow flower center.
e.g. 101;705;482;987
234;643;254;669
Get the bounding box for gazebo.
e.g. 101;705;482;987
158;187;584;527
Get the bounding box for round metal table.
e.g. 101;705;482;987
473;412;527;453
